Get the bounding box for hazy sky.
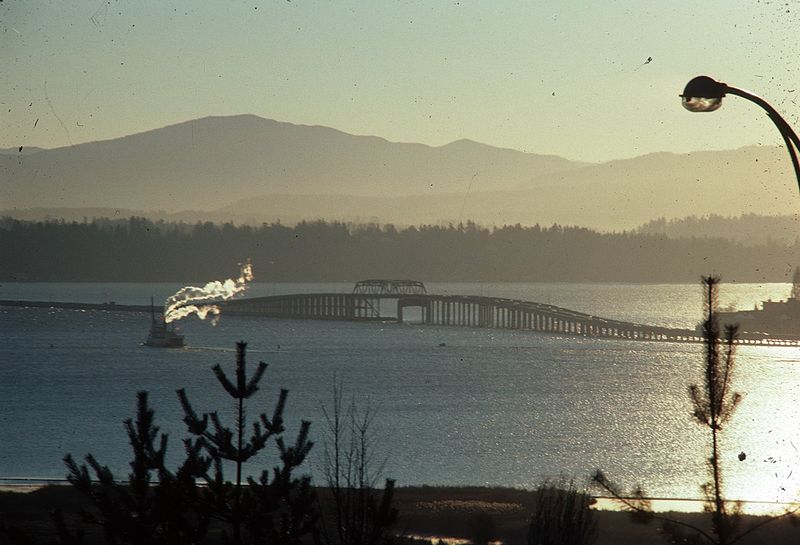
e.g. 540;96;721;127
2;0;799;162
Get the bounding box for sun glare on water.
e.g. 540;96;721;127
715;346;800;515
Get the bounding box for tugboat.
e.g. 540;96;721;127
144;297;185;348
719;268;800;337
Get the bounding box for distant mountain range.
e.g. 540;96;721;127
0;147;46;156
2;114;800;230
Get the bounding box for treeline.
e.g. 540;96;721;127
637;213;800;246
2;216;798;282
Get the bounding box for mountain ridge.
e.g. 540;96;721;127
1;114;585;211
2;114;799;230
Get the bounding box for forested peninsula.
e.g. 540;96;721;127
1;217;797;283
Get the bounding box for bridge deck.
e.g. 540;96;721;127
3;294;798;347
219;293;800;346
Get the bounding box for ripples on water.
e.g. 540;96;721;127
1;282;800;511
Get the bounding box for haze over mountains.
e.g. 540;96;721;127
2;114;799;231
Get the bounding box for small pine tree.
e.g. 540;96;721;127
690;276;742;544
60;391;211;545
57;341;316;545
177;340;317;545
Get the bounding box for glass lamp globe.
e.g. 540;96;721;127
681;96;723;112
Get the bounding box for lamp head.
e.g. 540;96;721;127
680;75;727;112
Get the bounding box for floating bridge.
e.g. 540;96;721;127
221;291;709;342
3;280;798;346
217;280;799;347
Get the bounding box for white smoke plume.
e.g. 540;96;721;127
164;261;254;323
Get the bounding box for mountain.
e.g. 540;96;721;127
0;146;46;156
2;115;799;231
0;115;583;211
518;147;800;226
219;147;800;230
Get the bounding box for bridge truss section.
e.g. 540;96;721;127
352;279;427;295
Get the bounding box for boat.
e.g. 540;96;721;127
718;268;800;338
144;297;185;348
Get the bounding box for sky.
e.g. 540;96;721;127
2;0;799;163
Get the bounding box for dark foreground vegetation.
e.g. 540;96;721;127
2;216;798;282
1;342;398;545
3;485;800;545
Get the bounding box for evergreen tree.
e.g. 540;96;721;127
177;341;317;545
57;342;316;545
60;391;211;545
690;276;742;544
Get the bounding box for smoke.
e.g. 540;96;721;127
164;261;254;323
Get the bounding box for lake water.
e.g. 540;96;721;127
2;281;800;511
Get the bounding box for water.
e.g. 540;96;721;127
2;281;800;510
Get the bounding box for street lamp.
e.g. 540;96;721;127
680;75;800;192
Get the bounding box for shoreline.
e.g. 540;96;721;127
2;484;798;544
2;481;796;516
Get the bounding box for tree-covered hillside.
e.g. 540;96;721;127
1;217;797;282
637;213;800;246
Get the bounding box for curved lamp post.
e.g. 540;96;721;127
680;75;800;192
